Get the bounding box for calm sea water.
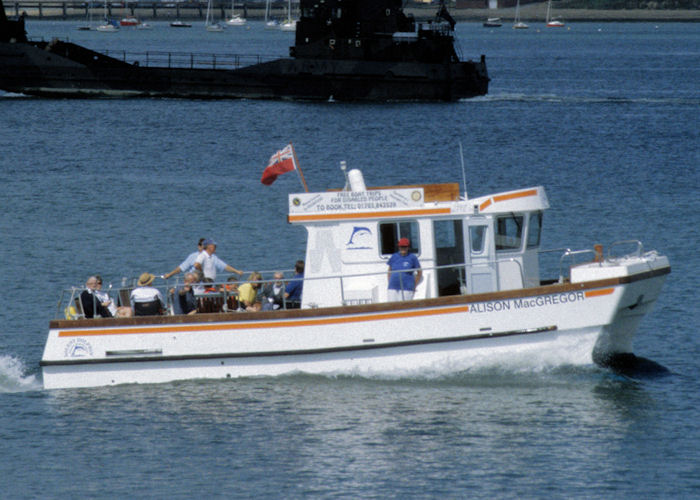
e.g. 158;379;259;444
1;20;699;499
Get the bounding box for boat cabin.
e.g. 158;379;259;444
289;169;549;308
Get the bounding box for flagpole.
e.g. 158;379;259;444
290;142;309;193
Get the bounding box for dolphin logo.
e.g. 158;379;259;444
346;226;373;250
347;226;371;245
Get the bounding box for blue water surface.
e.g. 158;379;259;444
0;20;698;499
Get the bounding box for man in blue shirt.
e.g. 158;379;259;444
285;260;304;308
387;238;422;302
163;238;205;279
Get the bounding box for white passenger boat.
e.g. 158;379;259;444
41;165;670;389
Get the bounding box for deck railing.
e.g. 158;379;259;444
56;259;526;319
58;242;641;319
101;49;278;70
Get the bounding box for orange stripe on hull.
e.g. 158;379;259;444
58;305;470;337
584;288;615;298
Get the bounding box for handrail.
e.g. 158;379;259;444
608;239;643;260
539;247;572;256
555;240;646;282
100;49;282;70
55;240;658;319
558;249;596;283
56;259;533;319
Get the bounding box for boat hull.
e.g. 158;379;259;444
41;266;669;389
0;40;489;101
42;326;598;389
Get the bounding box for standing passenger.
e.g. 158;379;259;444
163;238;205;279
194;239;244;282
387;238;422;302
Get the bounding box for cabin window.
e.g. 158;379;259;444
470;225;486;254
379;221;420;255
495;215;523;251
527;212;542;249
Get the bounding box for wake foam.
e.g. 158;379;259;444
308;330;601;382
0;355;42;393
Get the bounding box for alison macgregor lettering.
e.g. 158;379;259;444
469;291;585;313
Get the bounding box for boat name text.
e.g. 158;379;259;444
469;291;585;313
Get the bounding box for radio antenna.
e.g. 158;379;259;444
459;141;468;200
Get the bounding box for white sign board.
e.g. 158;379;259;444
289;188;424;214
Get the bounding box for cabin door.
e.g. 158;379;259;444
465;219;498;294
433;219;465;296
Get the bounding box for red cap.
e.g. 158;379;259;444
398;237;410;247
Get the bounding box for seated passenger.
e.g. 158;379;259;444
238;271;262;312
130;273;166;316
224;276;240;311
94;274;132;317
261;272;285;311
284;260;304;309
80;275;112;318
172;272;198;315
202;278;219;294
196;277;225;313
92;275;118;317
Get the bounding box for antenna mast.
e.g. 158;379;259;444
459;141;468;200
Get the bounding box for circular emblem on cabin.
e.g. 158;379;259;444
292;197;301;206
64;338;93;358
411;190;422;202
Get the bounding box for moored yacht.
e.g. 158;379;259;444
41;159;670;389
545;0;565;27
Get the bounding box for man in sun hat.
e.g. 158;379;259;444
194;238;244;282
130;272;166;316
387;237;422;302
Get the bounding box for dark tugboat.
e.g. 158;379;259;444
0;0;488;101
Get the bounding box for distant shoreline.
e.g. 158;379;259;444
410;4;700;23
4;2;699;22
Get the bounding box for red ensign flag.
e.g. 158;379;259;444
261;144;296;185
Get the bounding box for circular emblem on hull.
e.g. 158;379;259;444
64;338;94;358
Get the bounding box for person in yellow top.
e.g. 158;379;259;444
238;271;262;311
